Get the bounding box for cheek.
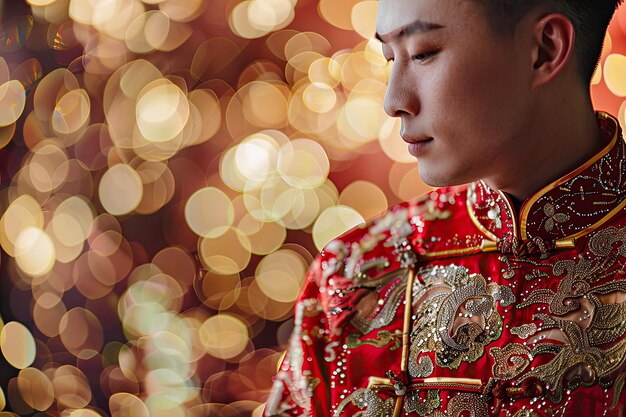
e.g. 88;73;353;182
438;64;521;133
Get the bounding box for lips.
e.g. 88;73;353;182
405;137;433;156
401;135;433;143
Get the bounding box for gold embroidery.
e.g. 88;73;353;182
431;392;489;417
410;355;434;378
350;269;409;334
543;203;570;232
404;389;441;416
408;265;506;374
466;182;499;242
332;388;395;417
515;225;626;403
346;330;402;351
490;344;532;380
510;323;538;339
421;199;452;221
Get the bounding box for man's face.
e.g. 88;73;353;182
377;0;535;188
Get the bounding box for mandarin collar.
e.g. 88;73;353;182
467;112;624;247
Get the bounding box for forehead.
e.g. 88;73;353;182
376;0;482;39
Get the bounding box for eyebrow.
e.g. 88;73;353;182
375;20;444;44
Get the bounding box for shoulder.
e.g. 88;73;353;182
313;184;471;284
303;185;470;333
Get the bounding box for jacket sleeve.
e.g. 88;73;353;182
263;255;332;417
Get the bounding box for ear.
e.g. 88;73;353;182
530;13;576;88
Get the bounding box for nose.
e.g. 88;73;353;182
383;64;419;118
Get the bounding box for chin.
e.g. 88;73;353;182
417;166;469;189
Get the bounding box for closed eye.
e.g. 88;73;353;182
412;51;438;62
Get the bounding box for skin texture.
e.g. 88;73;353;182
376;0;603;201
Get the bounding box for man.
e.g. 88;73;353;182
265;0;625;415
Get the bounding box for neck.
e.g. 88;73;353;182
484;94;604;202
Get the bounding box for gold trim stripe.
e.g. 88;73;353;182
466;183;499;242
421;377;482;385
367;377;483;390
567;197;626;241
420;246;484;259
400;268;415;372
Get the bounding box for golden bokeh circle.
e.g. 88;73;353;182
339;180;388;221
604;54;626;96
185;187;234;238
16;367;54;411
110;392;150;417
136;78;190;143
255;249;307;303
99;164;144;216
312;205;364;251
14;227;56;277
0;321;36;369
0;80;26;127
199;314;249;359
198;228;252;275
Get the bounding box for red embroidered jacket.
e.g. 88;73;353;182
264;112;626;417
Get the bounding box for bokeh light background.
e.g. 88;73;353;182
0;1;625;416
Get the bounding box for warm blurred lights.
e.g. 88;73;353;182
198;228;252;275
248;0;295;32
229;0;295;40
51;196;94;247
303;82;337;113
14;227;56;276
125;10;171;54
16;367;54;411
59;307;104;358
199;314;249;359
0;322;36;370
318;0;360;31
0;1;623;415
308;57;342;87
26;0;58;6
52;88;91;135
185;187;234;238
351;0;378;39
277;139;330;188
159;0;206;23
64;409;103;417
109;392;150;417
99;164;144;216
604;53;626;96
379;117;415;163
238;214;287;255
0;385;5;411
235;134;279;184
339;180;388;220
136;79;190;143
344;94;388;142
255;249;307;303
0;80;26;127
28;142;69;192
52;365;92;409
312;205;365;250
1;195;44;257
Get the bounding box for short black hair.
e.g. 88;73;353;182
475;0;623;83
